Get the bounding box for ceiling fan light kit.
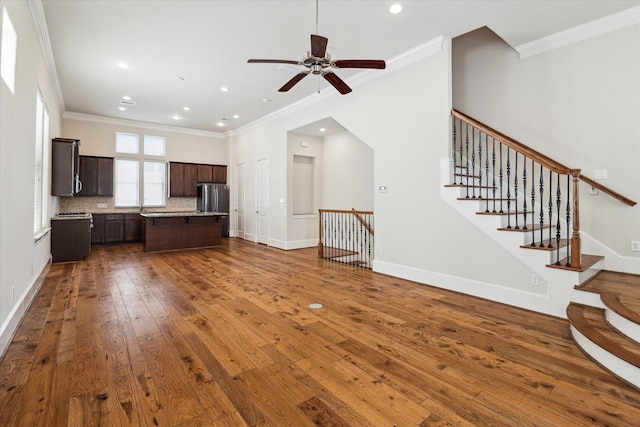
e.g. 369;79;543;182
247;1;385;95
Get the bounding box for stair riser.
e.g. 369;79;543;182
605;309;640;345
570;325;640;389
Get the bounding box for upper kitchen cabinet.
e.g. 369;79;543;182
213;165;227;184
78;156;113;197
51;138;81;196
170;162;225;197
169;162;197;197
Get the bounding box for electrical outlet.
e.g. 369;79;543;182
631;241;640;252
97;202;107;208
531;273;540;286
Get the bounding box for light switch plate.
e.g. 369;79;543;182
593;170;607;180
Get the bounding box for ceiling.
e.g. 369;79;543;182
41;0;639;135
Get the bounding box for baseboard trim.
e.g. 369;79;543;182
372;259;564;317
0;261;51;360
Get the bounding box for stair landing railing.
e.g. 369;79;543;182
318;208;374;268
451;109;636;270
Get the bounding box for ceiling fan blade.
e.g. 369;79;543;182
311;34;328;58
323;72;352;95
278;71;309;92
333;59;386;69
248;59;301;65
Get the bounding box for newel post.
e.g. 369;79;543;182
570;169;582;268
317;209;323;258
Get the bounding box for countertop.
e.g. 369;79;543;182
140;211;228;218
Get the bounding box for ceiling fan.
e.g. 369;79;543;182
247;0;386;95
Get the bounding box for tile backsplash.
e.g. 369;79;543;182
58;196;197;214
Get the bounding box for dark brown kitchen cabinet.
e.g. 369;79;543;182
213;165;227;184
78;156;113;196
197;164;213;183
51;217;91;262
170;162;227;197
104;214;124;243
92;213;142;245
169;163;185;196
51;138;81;196
124;213;142;242
91;213;105;245
184;164;198;197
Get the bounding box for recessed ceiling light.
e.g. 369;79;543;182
172;115;181;120
217;122;226;127
183;106;190;111
262;98;272;103
122;95;132;100
117;62;131;70
389;4;403;14
319;128;326;132
118;107;126;111
233;114;239;119
220;86;229;92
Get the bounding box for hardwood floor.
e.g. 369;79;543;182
1;239;640;426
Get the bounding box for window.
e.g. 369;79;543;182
1;7;17;93
115;133;166;207
34;89;50;236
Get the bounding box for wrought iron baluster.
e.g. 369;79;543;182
548;170;553;248
492;138;497;213
522;157;528;230
459;120;464;188
471;128;477;198
465;124;470;198
555;177;562;264
539;165;544;247
566;175;572;266
499;143;504;213
478;131;483;201
452;118;457;184
506;147;511;226
485;135;490;211
530;159;536;246
514;153;519;229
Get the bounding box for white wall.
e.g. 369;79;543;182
452;25;640;264
62;115;228;164
322;131;374;212
0;0;63;356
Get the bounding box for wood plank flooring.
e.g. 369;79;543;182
1;238;640;426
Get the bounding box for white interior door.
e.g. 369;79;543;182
235;163;245;239
256;157;269;245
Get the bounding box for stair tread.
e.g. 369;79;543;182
547;254;604;272
498;224;552;232
567;303;640;368
520;239;569;251
575;270;640;326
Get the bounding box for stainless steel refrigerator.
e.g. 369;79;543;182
197;183;229;237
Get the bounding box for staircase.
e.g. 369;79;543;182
443;109;639;389
318;209;374;268
570;271;640;389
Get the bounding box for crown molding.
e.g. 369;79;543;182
230;35;446;136
27;0;65;111
515;6;640;59
63;111;226;139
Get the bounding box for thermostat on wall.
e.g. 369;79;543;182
379;185;387;193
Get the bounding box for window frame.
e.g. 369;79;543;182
34;88;50;240
114;132;167;208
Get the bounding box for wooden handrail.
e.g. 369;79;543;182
319;209;374;215
351;208;374;236
452;108;636;207
579;176;636;207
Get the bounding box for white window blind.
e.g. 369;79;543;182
34;90;50;236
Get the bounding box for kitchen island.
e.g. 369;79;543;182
140;211;227;252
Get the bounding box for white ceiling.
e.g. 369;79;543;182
41;0;639;135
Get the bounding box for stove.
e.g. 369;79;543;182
54;212;93;220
